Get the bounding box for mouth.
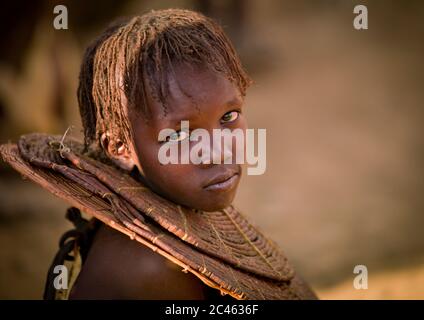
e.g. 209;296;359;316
203;168;240;192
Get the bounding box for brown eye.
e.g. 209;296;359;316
221;111;239;124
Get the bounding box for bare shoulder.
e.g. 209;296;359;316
69;223;207;299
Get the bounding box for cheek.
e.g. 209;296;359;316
136;143;200;188
134;141;163;177
232;114;247;133
160;165;200;187
229;116;248;156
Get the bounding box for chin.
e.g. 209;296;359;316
151;183;238;212
194;194;236;212
199;204;227;212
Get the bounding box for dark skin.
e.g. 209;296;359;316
69;223;233;299
130;63;246;212
70;64;247;299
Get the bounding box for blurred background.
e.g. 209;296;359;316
0;0;423;299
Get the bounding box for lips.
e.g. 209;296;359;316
203;167;240;192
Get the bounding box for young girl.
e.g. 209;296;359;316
0;8;316;300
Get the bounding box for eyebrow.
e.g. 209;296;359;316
165;95;244;127
225;96;243;108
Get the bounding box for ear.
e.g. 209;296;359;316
100;133;135;171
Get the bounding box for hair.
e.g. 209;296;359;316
77;8;252;153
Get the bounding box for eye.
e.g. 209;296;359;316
220;110;240;124
166;130;189;142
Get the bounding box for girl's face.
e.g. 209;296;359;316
129;64;247;212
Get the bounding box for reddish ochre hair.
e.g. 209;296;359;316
77;8;251;153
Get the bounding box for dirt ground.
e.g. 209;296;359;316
1;1;423;299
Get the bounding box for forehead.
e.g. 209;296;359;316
149;63;242;125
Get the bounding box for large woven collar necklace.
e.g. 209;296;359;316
0;133;310;300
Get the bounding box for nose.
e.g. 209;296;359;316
196;129;235;168
212;141;233;163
